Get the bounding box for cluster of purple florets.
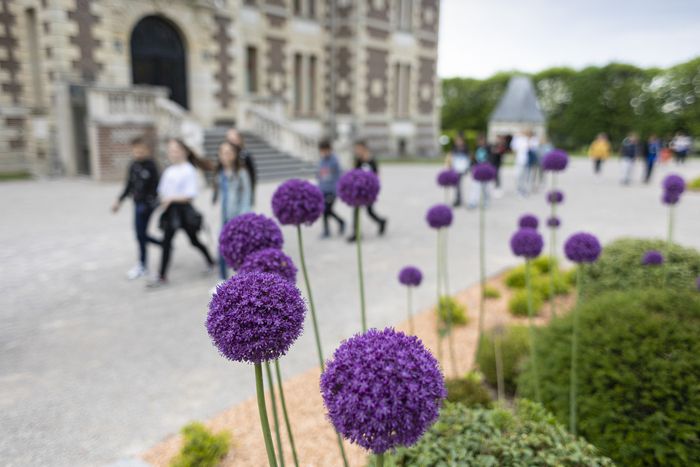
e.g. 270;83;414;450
472;162;497;182
641;250;664;266
219;213;284;269
271;179;325;226
426;204;453;229
320;328;446;453
661;174;686;205
547;190;564;204
398;266;423;287
337;169;381;207
564;232;602;263
436;169;460;187
547;216;561;228
238;248;298;283
510;228;544;258
518;214;539;229
206;272;306;363
541;149;569;172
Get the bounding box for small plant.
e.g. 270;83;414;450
508;289;543;317
504;266;526;288
170;422;230;467
483;285;501;299
532;274;570;299
445;371;493;407
532;255;557;274
563;267;578;287
437;296;468;327
688;176;700;191
476;325;530;394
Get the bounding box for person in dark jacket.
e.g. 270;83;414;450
347;140;387;242
317;139;346;238
226;128;257;204
112;137;162;279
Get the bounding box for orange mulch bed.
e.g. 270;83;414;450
143;273;573;467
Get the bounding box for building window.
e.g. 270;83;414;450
394;63;411;117
246;46;258;94
294;0;316;19
25;8;45;108
294;53;303;114
294;53;318;116
395;0;413;31
308;55;317;114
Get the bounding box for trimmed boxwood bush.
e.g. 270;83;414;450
519;289;700;466
437;296;468;326
483;285;501;299
375;400;613;466
504;265;526;288
476;325;529;395
508;289;543;316
583;238;700;295
532;274;571;299
445;371;492;407
170;422;230;467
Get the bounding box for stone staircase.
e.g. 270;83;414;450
203;127;316;182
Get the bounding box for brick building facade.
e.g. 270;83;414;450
0;0;440;179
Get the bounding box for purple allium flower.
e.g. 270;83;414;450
206;272;306;363
436;169;460;187
426;204;453;229
663;174;686;195
271;179;324;226
662;190;681;205
398;266;423;287
547;216;561;228
337;169;381;207
518;214;539;229
219;213;283;269
510;228;544;259
472;162;497;182
641;250;664;266
320;328;446;453
547;190;564;204
238;248;298;283
541;149;569;172
564;232;602;263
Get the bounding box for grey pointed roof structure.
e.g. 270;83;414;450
489;75;545;123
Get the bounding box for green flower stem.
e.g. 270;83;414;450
549;172;558;317
355;207;367;332
477;183;486;349
665;205;675;288
255;363;278;467
407;287;415;334
376;453;385;467
494;331;505;402
525;259;541;402
570;266;583;435
435;230;444;365
274;360;299;467
265;361;285;467
441;229;458;377
295;226;349;467
444;187;449;204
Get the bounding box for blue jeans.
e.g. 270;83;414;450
134;201;161;266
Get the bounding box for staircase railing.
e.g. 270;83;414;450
155;97;204;155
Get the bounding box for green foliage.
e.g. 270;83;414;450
0;170;31;181
445;371;493;408
508;289;543;317
504;266;526;288
518;289;700;466
437;296;468;327
483;285;501;299
476;325;530;395
688;176;700;191
532;255;558;274
563;267;578;287
582;238;700;295
532;274;571;299
376;401;613;466
170;422;230;467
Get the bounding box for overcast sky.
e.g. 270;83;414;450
437;0;700;78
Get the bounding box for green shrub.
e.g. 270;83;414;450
583;238;700;295
518;289;700;466
437;296;468;327
445;371;492;407
504;265;526;288
483;285;501;299
170;422;230;467
563;267;578;287
532;274;571;299
688;176;700;191
476;325;530;395
376;401;612;466
532;255;557;274
508;289;543;316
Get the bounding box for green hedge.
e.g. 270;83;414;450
445;371;493;408
476;325;530;395
170;422;230;467
508;289;543;316
377;400;613;466
518;289;700;466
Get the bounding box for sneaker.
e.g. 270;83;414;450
126;264;147;280
146;277;168;288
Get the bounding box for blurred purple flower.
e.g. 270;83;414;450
663;174;686;195
472;162;497;182
337;169;381;207
518;214;539;229
238;248;298;283
320;328;446;453
541;149;569;172
398;266;423;287
662;190;681;205
547;190;564;204
564;232;602;263
510;228;544;259
271;179;324;226
436;169;460;187
426;204;453;229
206;272;305;363
219;213;283;269
641;250;664;266
546;216;561;228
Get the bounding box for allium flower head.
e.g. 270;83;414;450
547;190;564;204
662;190;681;205
271;179;324;226
542;149;569;172
320;328;446;453
641;250;664;266
206;272;305;363
472;162;497;182
426;204;453;229
337;169;381;207
663;174;686;195
564;232;602;263
219;213;284;269
547;216;561;228
436;169;460;187
518;213;539;229
510;228;544;259
398;266;423;287
238;248;298;283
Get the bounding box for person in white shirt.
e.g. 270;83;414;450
512;130;532;196
149;138;215;287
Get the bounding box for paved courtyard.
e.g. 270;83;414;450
1;159;700;466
